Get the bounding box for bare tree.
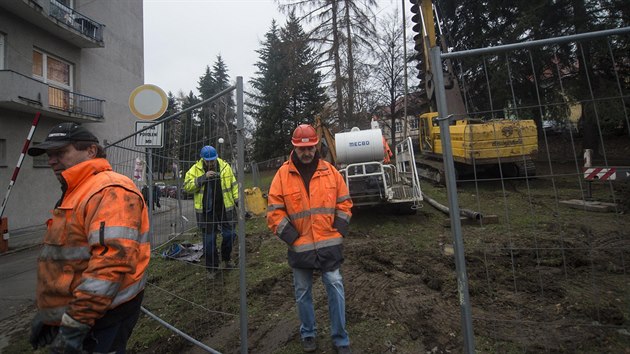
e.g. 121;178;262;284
366;10;408;150
278;0;378;128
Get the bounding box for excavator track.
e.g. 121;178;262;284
515;159;537;177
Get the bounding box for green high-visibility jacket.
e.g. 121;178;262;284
183;158;239;213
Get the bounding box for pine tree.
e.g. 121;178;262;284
249;16;327;162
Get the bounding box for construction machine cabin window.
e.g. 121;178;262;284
32;49;73;111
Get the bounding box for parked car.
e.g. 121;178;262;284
154;182;167;197
165;185;194;199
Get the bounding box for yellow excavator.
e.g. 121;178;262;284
411;0;538;183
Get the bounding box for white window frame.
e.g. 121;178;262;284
410;117;419;130
395;120;403;133
0;33;5;70
32;49;74;92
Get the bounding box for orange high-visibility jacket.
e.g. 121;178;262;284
267;155;352;271
36;158;150;327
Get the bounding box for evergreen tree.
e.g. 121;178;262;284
249;16;327;162
152;91;181;180
197;55;237;161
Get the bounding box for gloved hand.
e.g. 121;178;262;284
49;313;90;354
29;313;58;349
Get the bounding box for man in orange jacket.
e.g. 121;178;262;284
267;124;353;354
27;122;150;353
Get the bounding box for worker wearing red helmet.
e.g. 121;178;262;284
267;124;353;354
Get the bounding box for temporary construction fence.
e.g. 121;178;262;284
98;27;630;353
15;28;625;354
426;26;630;352
104;78;248;353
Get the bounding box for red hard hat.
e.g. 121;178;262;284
291;124;319;147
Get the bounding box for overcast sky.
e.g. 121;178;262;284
144;0;402;97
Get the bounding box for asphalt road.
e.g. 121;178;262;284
0;245;39;322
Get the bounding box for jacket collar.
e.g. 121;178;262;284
60;158;112;194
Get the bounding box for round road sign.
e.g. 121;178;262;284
129;84;168;120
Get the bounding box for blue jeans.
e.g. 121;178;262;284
292;267;349;347
198;213;236;269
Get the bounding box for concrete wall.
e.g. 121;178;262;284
0;0;144;231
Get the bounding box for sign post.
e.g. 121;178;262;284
129;84;168;243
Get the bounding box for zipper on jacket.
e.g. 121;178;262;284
98;221;109;256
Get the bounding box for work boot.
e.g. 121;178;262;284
335;345;351;354
301;337;317;353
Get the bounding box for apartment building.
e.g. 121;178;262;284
0;0;143;230
374;91;429;151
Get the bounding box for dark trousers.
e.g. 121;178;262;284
82;292;144;353
197;212;236;269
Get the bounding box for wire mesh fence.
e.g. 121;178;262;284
5;28;627;353
428;27;630;352
103;79;248;353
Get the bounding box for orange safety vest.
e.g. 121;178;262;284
36;158;150;326
267;155;352;271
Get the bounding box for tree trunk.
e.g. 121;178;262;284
572;0;600;156
331;0;345;127
344;0;355;124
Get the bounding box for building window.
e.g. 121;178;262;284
395;120;403;133
0;33;5;70
410;117;419;130
0;139;6;167
32;49;73;111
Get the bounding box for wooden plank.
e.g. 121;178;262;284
559;199;617;212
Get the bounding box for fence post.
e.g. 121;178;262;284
236;76;248;354
584;149;593;199
431;46;476;353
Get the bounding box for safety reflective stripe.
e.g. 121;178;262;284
267;203;285;212
76;277;121;298
138;232;149;244
87;226;140;246
335;210;351;222
276;217;291;236
290;237;343;252
38;306;67;323
111;273;146;307
337;194;351;203
40;245;91;260
288;207;335;221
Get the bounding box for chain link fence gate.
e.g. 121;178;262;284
104;78;247;353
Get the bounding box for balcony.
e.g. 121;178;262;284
0;70;104;121
0;0;104;48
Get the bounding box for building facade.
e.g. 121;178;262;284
0;0;143;230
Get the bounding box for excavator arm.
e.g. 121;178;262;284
314;115;337;165
411;0;466;116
